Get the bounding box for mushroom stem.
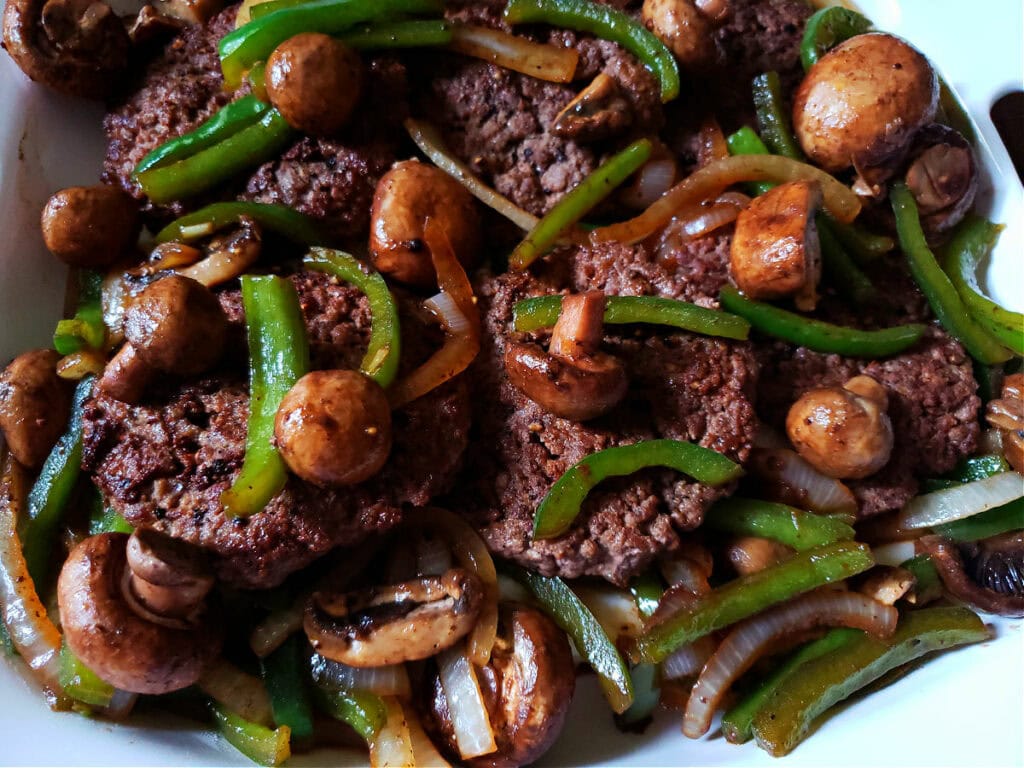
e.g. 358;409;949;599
124;528;214;629
549;291;607;359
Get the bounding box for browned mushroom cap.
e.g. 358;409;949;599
729;180;822;311
369;160;481;288
785;374;894;480
0;349;72;469
551;73;633;142
274;369;393;487
124;528;215;628
793;33;939;180
987;373;1024;474
423;603;575;768
921;533;1024;617
641;0;721;70
504;291;627;422
2;0;130;98
304;568;484;667
57;533;222;694
41;185;140;269
904;124;978;239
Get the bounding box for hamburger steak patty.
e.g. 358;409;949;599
459;268;759;586
82;273;471;589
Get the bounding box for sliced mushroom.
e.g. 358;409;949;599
729;180;822;311
725;536;793;577
2;0;130;98
551;73;632;142
0;349;73;469
504;291;627;422
58;531;221;694
41;185;140;269
785;374;894;480
986;373;1024;473
904;124;978;238
176;220;263;287
921;534;1024;617
423;603;575;768
304;568;484;668
641;0;721;71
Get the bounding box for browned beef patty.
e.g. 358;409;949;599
458;268;759;586
103;6;406;239
82;273;471;589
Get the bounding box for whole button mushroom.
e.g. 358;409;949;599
785;374;894;480
274;369;393;487
504;291;628;422
793;33;939;184
641;0;724;71
729;180;823;311
58;530;222;694
423;603;576;768
369;160;481;288
0;349;72;468
41;184;140;268
266;33;363;136
304;568;484;667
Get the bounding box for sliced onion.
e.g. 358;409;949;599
436;644;497;759
0;452;69;710
449;24;579;83
872;540;918;567
897;472;1024;530
645;582;701;629
696;117;729;168
407;703;452;767
101;272;128;335
592;154;862;245
750;447;859;516
369;696;416;768
56;350;107;380
101;689;138;720
424;291;472;336
311;654;412;700
249;602;304;659
199;660;274;727
573;584;645;641
414;525;455;577
405;118;540;232
177;246;260;288
619;150;678;211
659;557;711;596
662;635;716;680
682;591;898;738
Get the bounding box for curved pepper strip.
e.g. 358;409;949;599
704;498;855;552
312;686;387;742
629;571;664;619
59;641;114;708
260;635;314;740
941;215;1023;355
628;541;876;664
221;276;310;518
513;294;751;341
751;71;806;161
751;606;992;756
340;19;452;49
900;554;943;605
220;0;444;89
503;0;679;102
510;139;652;269
136;109;294;205
506;564;634;714
933;499;1024;542
719;285;926;357
53;270;105;355
891;184;1013;364
534;439;742;540
800;6;872;71
303;249;401;389
134;95;270;176
213;705;292;767
155;202;328;246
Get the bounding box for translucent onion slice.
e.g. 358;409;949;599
199;660;275;727
0;453;69;710
682;591;898;738
414;525;455;577
750;447;858;516
659;558;712;597
449;24;579;82
897;472;1024;530
574;584;645;641
696;116;729;167
619;150;677;210
436;644;498;759
369;696;416;768
407;702;453;767
405;118;540;232
593;154;861;245
424;292;472;336
177;246;261;288
310;654;412;700
102;689;139;720
673;196;745;241
249;602;304;659
662;635;716;680
871;540;918;568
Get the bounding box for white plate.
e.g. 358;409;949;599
1;1;1022;765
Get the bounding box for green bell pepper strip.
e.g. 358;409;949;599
800;6;872;71
221;277;310;518
503;0;679;102
513;294;751;341
134;95;270;176
533;439;743;540
619;662;660;725
53;270;105;355
247;0;309;20
947;454;1011;483
825;213;894;263
726;126;775;196
219;0;444;89
339;19;452;49
155;202;328;247
751;71;806;161
312;687;387;742
303;249;401;388
0;622;12;656
719;285;927;357
59;641;114;708
86;487;133;535
510;139;652;270
900;554;943;604
22;377;92;588
721;627;862;744
890;184;1013;364
750;606;992;757
212;705;291;767
938;78;978;146
932;498;1024;542
508;565;634;713
629;571;664;619
817;216;879;304
704;498;855;552
941;215;1023;355
628;540;875;664
260;635;314;740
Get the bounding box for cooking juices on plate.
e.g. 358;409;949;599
1;0;1022;765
